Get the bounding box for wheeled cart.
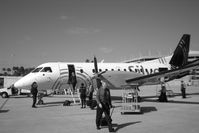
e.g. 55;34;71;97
121;85;141;114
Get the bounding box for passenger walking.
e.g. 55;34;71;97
96;81;115;132
69;72;77;94
31;82;38;108
79;83;87;108
181;80;186;98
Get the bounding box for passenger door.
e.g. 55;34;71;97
67;64;77;84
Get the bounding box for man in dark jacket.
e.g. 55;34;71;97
31;82;38;108
158;82;168;102
95;81;115;132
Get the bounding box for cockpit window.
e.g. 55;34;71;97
32;67;43;73
41;67;52;73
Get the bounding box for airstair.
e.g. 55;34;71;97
68;85;81;104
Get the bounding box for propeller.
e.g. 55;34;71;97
94;56;101;89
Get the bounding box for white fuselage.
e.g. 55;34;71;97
14;56;172;91
13;34;191;91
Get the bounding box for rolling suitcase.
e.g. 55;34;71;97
100;107;114;126
63;100;71;106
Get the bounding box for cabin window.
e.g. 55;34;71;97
105;69;108;71
124;69;126;71
80;69;84;73
150;69;153;73
99;69;102;72
118;69;120;71
32;67;43;73
92;69;95;73
111;69;114;71
140;69;143;73
145;69;149;75
41;67;52;73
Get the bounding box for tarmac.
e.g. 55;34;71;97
1;84;199;133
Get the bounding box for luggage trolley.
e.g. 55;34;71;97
121;85;141;114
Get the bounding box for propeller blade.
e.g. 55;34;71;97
94;56;98;74
93;56;101;89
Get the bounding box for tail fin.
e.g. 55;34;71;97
169;34;190;69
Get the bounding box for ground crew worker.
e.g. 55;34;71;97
79;83;87;108
181;80;186;98
95;81;115;132
31;82;38;108
159;82;168;102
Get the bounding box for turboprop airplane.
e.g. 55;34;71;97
14;34;199;95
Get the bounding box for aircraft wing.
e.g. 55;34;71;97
126;59;199;86
98;71;143;89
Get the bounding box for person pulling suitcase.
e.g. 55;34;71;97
95;81;115;132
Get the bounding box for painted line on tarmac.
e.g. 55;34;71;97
0;98;9;110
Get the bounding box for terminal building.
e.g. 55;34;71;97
0;76;22;89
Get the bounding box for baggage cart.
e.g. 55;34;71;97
121;85;141;114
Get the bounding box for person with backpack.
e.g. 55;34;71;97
79;83;87;108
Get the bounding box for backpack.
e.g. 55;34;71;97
63;100;71;106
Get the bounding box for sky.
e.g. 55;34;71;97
0;0;199;69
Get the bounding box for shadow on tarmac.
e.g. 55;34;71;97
37;104;61;108
168;100;199;105
0;98;10;113
114;121;141;132
10;96;30;99
143;98;199;105
187;92;199;96
141;106;157;113
0;98;9;110
35;101;65;108
43;101;65;105
0;109;9;113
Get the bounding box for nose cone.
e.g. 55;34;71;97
14;73;36;90
14;79;24;89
